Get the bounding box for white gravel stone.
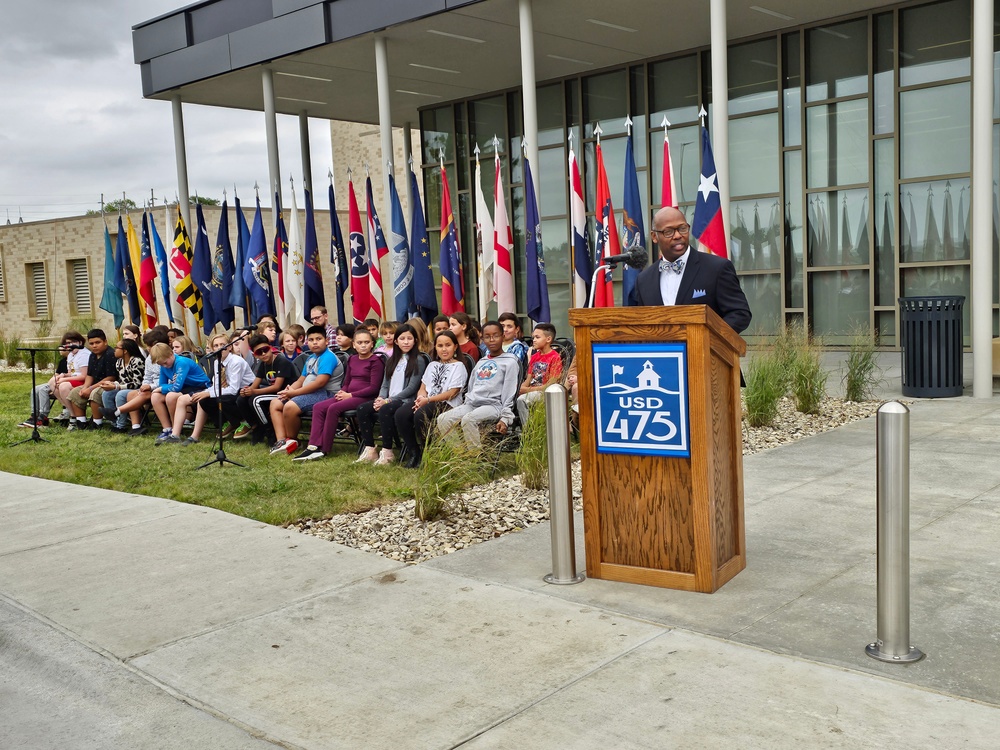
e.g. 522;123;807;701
291;397;890;564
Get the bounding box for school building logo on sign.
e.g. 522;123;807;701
593;343;689;457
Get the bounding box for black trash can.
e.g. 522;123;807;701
898;295;965;398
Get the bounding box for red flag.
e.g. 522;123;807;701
594;139;619;307
364;175;387;319
439;163;465;315
661;122;678;209
347;178;374;323
691;125;728;258
138;212;158;328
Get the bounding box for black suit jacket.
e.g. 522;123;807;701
634;249;752;334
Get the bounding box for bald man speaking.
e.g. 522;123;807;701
634;206;752;335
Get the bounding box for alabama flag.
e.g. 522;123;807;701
691;125;728;258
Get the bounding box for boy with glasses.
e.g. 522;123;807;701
233;333;298;443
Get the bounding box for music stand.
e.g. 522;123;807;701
196;330;253;470
11;346;62;447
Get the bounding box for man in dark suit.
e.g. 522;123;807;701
635;207;752;334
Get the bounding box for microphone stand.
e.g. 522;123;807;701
195;329;254;470
587;251;648;307
11;347;62;447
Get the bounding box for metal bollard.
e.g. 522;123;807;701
865;401;924;663
543;384;585;585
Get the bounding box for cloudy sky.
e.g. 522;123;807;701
0;0;333;224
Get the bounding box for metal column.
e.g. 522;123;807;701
374;33;395;320
709;0;731;248
170;95;191;231
299;111;313;195
972;0;994;398
262;67;282;219
519;0;540;206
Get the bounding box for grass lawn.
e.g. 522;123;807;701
0;371;509;525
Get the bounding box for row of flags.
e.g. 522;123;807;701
98;113;730;334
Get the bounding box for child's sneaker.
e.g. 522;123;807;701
233;423;253;440
292;447;324;461
154;429;174;445
181;436;200;446
269;439;291;455
284;439;299;455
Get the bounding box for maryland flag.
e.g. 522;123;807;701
170;206;203;327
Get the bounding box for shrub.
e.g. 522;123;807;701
744;350;786;427
791;345;828;414
413;431;491;521
3;335;23;367
515;398;548;491
843;329;882;402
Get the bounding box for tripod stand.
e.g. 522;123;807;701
196;331;253;470
11;347;62;447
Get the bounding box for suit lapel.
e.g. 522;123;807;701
676;249;701;304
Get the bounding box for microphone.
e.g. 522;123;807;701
602;248;647;269
237;325;257;333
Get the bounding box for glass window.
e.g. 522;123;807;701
421;106;454;164
650;125;699;207
584;70;628;138
783;32;802;147
810;269;870;341
538;147;567;217
874;139;896;306
538;84;564;148
877;310;896;346
740;275;782;336
874;13;895;135
649;55;700;126
730;199;782;272
729;112;779;197
807;189;870;267
784;151;804;308
898;178;970;263
901;266;970;344
728;39;779;115
512;185;526;313
900;0;971;86
806;19;868;102
899;82;970;179
806;99;868;188
469;96;507;155
584;138;626;216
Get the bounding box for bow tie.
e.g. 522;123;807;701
659;259;685;274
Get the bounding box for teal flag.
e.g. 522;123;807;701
98;222;124;328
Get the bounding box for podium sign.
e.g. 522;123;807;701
593;343;690;458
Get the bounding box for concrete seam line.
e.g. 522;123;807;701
0;512;182;560
447;628;672;748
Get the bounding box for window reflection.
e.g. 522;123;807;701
728;39;778;115
806;19;868;101
584;70;628;138
729;113;779;196
900;0;970;86
898;178;970;263
784;151;804;309
538;148;567;217
421;106;454;164
739;274;782;336
730;199;782;272
807;189;869;267
810;269;870;341
806;100;868;188
650;125;699;206
874;139;895;305
538;84;564;148
649;56;699;125
899;83;970;179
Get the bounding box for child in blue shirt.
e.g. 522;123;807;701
148;342;212;445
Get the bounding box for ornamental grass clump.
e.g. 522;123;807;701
515;398;549;491
413;432;491;521
744;350;787;427
791;344;828;415
843;328;882;402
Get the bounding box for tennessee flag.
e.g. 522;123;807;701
593;140;619;307
347;177;374;324
692;126;728;258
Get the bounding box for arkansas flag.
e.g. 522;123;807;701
691;126;728;258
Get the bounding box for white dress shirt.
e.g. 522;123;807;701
658;247;691;306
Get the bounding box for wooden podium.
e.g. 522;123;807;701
568;305;747;593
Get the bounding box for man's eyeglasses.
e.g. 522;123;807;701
309;315;323;322
651;225;690;239
253;346;272;356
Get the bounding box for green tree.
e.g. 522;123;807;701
86;197;138;216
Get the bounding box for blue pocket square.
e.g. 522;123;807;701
692;289;706;298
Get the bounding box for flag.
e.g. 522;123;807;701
492;152;515;315
439;163;465;315
621;128;645;307
923;187;941;262
213;199;236;330
409;166;438;321
388;173;415;319
138;212;158;328
165;205;185;324
170;206;202;328
854;197;870;264
907;193;919;263
149;210;174;324
877;194;894;300
285;184;306;325
364;175;387;320
612;364;624;378
303;187;325;318
593;139;619;307
839;197;853;265
473;154;495;322
347;177;374;324
122;215;143;325
243;197;275;322
328;182;350;325
661;123;678;208
272;192;288;327
691;125;728;258
192;203;217;334
523;153;550;323
942;182;956;260
99;222;124;328
958;186;970;259
231;193;251;325
570;143;591;307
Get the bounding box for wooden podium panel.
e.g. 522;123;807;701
568;305;746;593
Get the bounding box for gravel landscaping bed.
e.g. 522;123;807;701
291;396;886;564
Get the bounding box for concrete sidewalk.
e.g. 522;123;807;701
3;384;1000;747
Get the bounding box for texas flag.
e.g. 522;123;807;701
691;126;728;258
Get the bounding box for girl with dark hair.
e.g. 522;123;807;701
354;323;427;465
449;311;481;365
395;330;468;469
102;338;146;432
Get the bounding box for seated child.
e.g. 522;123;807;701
148;342;212;444
515;322;564;427
354;323;427;465
431;314;450;336
184;333;256;445
436;321;520;447
290;327;385;461
268;325;344;455
449;311;481;365
101;338;146;432
234;333;298;443
19;331;74;428
118;328;169;436
67;329;116;430
396;330;468;468
374;320;397;356
499;312;529;366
